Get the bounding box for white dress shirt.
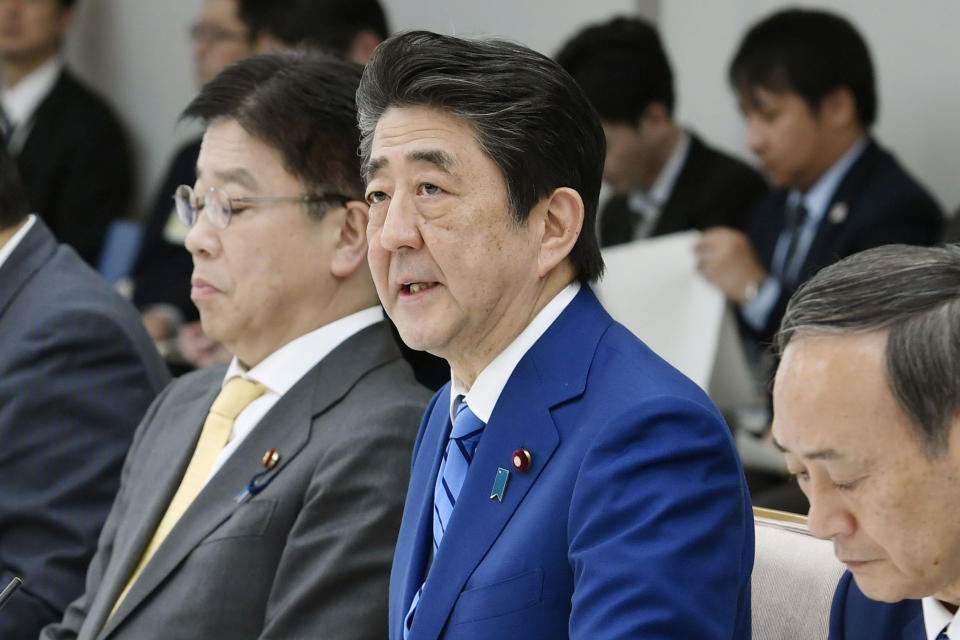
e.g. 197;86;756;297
623;130;691;240
1;56;62;153
205;305;384;484
0;214;36;269
923;596;959;639
449;282;579;422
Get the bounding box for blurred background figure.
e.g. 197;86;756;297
557;16;767;247
0;0;132;266
129;0;389;375
695;7;944;512
0;136;169;639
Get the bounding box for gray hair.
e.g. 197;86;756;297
355;30;606;283
777;243;960;456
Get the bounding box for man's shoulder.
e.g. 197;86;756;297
686;132;765;186
850;141;943;217
830;571;924;640
34;68;128;139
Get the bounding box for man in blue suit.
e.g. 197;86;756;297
770;245;960;640
358;31;754;639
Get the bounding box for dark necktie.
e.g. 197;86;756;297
780;201;809;284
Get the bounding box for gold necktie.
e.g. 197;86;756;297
108;377;268;618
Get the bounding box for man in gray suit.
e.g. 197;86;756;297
41;51;430;640
0;144;170;639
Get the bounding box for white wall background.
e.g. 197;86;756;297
662;0;960;213
58;1;960;216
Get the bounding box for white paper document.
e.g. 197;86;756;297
594;231;756;410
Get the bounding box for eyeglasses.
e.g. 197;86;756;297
173;184;351;229
189;22;249;46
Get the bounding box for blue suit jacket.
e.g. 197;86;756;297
390;287;754;639
829;572;924;640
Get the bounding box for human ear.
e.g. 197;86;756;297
535;187;583;278
330;200;370;278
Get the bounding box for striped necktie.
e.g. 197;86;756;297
403;397;485;638
108;377;267;619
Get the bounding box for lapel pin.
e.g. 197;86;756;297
828;202;848;225
490;467;510;502
236;450;282;502
512;448;531;472
262;449;280;469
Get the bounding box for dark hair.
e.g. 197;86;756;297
777;244;960;457
58;0;77;8
0;137;31;230
357;31;606;283
729;8;876;127
555;16;674;125
182;51;365;213
238;0;388;53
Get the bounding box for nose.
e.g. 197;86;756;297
375;193;422;252
806;481;856;541
744;117;765;156
184;209;221;259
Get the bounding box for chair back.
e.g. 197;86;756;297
752;507;845;639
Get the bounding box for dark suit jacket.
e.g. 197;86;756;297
391;287;754;639
746;139;944;344
600;132;768;246
12;68;133;266
0;218;170;640
131;138;200;322
829;571;924;639
41;321;431;640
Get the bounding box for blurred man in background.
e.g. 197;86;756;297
0;0;132;266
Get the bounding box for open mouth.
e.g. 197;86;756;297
402;282;438;294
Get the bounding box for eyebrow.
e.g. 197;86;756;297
364;148;459;184
772;438;845;461
196;167;259;191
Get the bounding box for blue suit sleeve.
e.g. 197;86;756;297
567;396;753;639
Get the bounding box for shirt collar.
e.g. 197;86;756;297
787;137;868;223
0;214;36;271
922;597;959;640
223;306;384;394
625;129;691;214
449;282;580;423
1;56;62;128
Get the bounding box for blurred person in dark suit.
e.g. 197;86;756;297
696;8;943;352
556;16;767;247
0;139;169;639
0;0;132;266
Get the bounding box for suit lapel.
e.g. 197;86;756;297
0;218;57;317
412;288;610;638
653;134;702;236
801;140;879;280
102;322;401;637
89;377;221;637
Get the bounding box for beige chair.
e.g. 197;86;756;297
752;507;845;639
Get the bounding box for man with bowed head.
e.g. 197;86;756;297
771;244;960;639
359;30;754;639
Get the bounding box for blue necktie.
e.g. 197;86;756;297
403;397;485;638
937;628;950;640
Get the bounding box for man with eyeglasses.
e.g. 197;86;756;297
0;0;132;267
132;0;389;371
40;51;430;640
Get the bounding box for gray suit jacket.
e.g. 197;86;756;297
40;320;430;640
0;218;170;639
